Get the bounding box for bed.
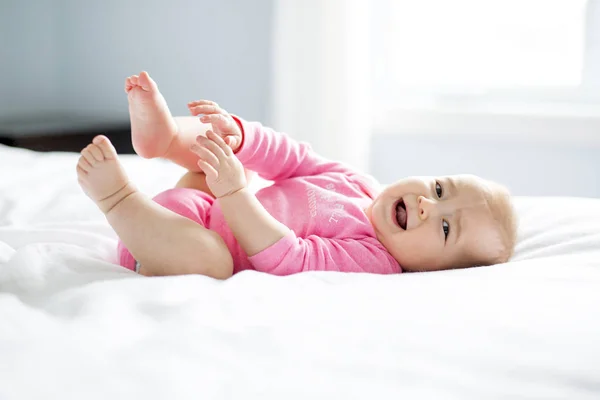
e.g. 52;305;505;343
1;143;599;399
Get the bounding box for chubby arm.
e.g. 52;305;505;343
248;233;401;275
190;130;289;256
190;130;400;274
217;186;399;274
234;118;357;181
218;188;290;256
187;100;357;181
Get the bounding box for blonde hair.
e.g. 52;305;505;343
479;180;519;265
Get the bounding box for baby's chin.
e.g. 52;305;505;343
390;254;432;273
400;263;444;273
394;253;458;273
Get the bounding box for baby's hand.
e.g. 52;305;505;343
188;100;243;152
190;130;247;198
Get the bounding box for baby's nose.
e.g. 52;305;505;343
417;196;437;220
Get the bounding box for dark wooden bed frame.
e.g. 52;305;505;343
0;116;135;154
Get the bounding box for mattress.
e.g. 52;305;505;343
0;144;599;399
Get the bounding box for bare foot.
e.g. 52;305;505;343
76;135;136;214
125;71;179;158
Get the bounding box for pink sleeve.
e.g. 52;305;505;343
248;231;401;275
233;116;357;181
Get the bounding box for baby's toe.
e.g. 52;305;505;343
92;135;118;160
77;156;92;172
76;164;88;177
81;148;97;165
87;144;105;162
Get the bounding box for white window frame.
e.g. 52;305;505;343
370;0;600;144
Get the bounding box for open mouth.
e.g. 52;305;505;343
394;198;407;230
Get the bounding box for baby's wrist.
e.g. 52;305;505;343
217;185;247;200
231;115;245;153
231;139;242;153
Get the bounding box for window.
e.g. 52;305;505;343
373;0;597;109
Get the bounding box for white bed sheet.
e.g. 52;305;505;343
0;144;599;400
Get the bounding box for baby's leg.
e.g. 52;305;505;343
175;170;256;198
76;135;233;279
125;71;254;185
175;171;215;195
125;71;214;172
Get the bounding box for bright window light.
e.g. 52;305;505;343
387;0;587;88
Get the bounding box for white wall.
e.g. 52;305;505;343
0;0;273;121
371;134;600;198
0;0;62;119
370;111;600;198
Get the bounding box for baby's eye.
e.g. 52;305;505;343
442;220;450;241
435;181;443;198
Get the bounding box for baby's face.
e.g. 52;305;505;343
366;175;504;272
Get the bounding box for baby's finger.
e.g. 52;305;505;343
196;159;218;181
199;113;228;127
188;99;218;108
189;104;223;116
197;133;227;159
190;144;220;169
206;130;233;156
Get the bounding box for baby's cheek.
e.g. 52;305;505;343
392;229;440;270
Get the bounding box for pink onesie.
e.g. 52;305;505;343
117;117;402;276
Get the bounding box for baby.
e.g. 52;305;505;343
76;71;518;278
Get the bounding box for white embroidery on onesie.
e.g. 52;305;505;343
306;183;346;224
